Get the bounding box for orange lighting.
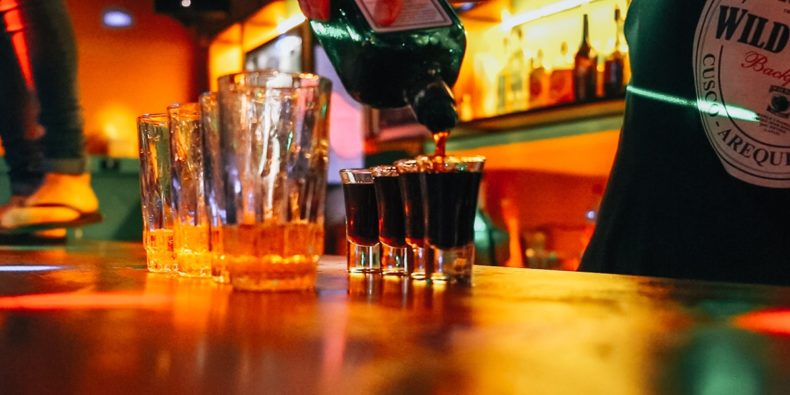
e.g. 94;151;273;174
3;5;34;89
0;292;173;311
733;308;790;336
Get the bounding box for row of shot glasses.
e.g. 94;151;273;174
340;155;485;285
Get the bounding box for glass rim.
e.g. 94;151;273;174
370;165;398;177
218;69;331;89
416;155;486;173
394;158;419;174
167;101;200;112
137;113;168;124
339;168;374;184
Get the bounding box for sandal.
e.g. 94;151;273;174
0;202;103;234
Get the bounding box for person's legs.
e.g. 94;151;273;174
0;3;45;200
0;0;99;233
20;0;86;172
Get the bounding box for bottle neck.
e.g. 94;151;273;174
534;51;544;68
406;79;458;134
581;14;590;45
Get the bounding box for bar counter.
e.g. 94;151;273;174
0;241;788;394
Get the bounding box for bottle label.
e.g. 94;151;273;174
355;0;452;33
693;0;790;188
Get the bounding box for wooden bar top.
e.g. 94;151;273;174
0;241;788;394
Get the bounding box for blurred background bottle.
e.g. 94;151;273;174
506;26;528;112
549;41;574;105
529;49;549;108
497;35;511;115
603;6;627;98
573;14;597;102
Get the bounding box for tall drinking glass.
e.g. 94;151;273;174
217;71;331;291
418;155;485;285
395;159;427;280
137;113;176;273
199;92;228;283
371;165;408;275
169;102;211;278
340;169;380;273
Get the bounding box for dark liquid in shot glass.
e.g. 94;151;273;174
425;172;482;249
342;183;379;246
373;175;407;247
398;172;425;247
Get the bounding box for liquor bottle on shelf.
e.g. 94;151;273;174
573;14;598;102
506;26;528;112
603;6;627;98
300;0;466;133
496;36;511;115
549;42;574;105
529;49;549;108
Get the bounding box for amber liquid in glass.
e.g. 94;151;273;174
222;223;323;291
144;228;176;272
210;226;227;282
174;223;211;277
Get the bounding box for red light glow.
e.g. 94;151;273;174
2;3;35;89
733;308;790;336
0;292;173;311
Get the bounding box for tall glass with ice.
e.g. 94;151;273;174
169;102;211;278
216;71;331;291
137;113;176;273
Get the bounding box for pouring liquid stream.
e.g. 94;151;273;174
433;131;449;159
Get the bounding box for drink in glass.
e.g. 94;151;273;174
169;102;211;278
395;159;427;280
418;155;485;284
137;113;176;273
217;71;330;291
199;91;228;283
371;165;408;275
340;168;380;273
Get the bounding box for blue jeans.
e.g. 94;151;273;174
0;0;86;196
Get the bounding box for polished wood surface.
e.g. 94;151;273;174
0;241;788;394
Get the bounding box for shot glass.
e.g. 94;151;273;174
418;155;485;285
371;165;408;276
216;70;330;291
340;169;380;273
137;113;176;273
199;92;228;283
168;102;211;278
394;159;427;280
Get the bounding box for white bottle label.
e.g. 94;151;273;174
355;0;452;33
693;0;790;188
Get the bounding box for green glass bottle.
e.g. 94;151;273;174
306;0;466;133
